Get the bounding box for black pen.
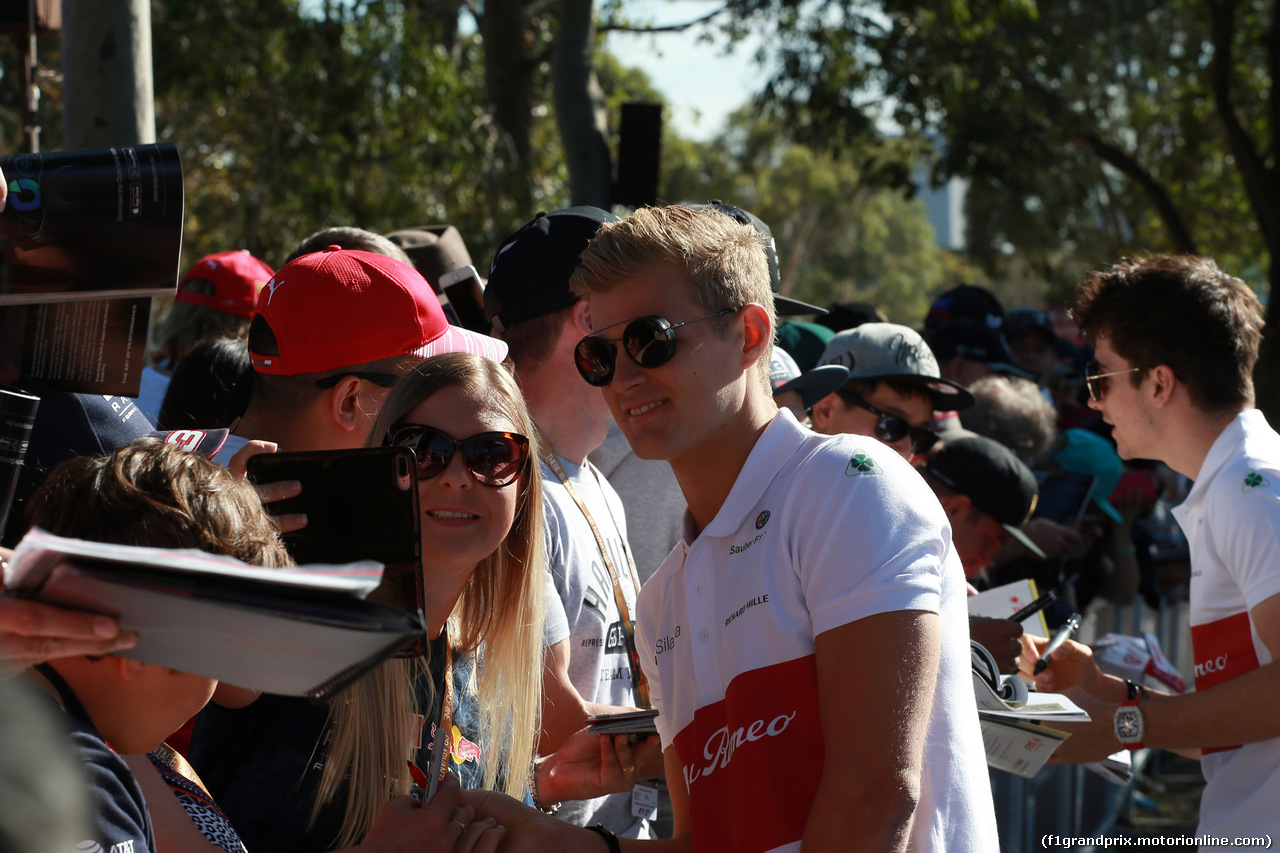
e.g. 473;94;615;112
1008;591;1056;624
1032;612;1082;675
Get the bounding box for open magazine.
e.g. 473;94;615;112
971;641;1091;778
4;528;427;702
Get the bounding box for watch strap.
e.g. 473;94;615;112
585;824;622;853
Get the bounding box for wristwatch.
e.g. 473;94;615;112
1113;698;1145;750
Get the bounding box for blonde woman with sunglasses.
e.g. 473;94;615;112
191;354;587;852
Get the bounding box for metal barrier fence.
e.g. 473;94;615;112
989;594;1193;852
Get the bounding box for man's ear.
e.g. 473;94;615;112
570;299;593;336
1148;364;1178;408
810;392;839;432
327;376;372;434
739;303;772;368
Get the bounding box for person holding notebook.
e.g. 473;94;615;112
19;439;494;853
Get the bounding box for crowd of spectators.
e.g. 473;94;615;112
0;186;1251;853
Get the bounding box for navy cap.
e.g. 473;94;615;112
15;393;154;507
926;319;1035;380
1005;307;1057;343
148;428;230;459
925;284;1005;331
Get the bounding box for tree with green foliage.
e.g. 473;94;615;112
661;107;984;324
721;0;1280;410
149;0;567;269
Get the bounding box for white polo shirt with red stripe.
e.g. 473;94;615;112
1174;408;1280;842
635;409;997;852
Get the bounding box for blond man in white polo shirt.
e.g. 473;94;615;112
465;205;998;853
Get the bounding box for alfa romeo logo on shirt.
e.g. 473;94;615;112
845;451;881;477
1244;470;1268;492
756;510;770;529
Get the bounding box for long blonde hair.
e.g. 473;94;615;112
315;352;546;846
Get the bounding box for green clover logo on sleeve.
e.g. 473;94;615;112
1244;471;1269;492
845;450;882;477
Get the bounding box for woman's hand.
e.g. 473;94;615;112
357;773;505;853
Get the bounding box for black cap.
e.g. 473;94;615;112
923;435;1046;558
816;301;886;333
926;319;1035;380
925;284;1005;331
484;207;619;333
688;201;825;316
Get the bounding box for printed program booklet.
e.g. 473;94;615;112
971;641;1091;778
0;145;184;305
0;296;150;397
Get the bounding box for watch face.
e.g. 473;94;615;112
1116;708;1142;740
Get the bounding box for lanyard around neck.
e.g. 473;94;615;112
541;449;650;708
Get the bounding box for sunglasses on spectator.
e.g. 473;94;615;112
1084;361;1144;402
314;372;399;390
574;309;736;387
387;423;530;487
835;389;939;455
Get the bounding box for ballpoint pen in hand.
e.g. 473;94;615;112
1032;612;1082;676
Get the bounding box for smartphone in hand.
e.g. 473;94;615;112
246;447;422;618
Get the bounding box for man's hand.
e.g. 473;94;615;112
1019;635;1114;698
539;726;663;803
1044;690;1127;765
970;616;1023;673
460;788;577;853
226;440;306;533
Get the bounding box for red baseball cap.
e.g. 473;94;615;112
175;250;275;319
249;246;508;375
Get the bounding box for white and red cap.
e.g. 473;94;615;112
148;429;231;459
249;246;507;375
175;250;275;319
